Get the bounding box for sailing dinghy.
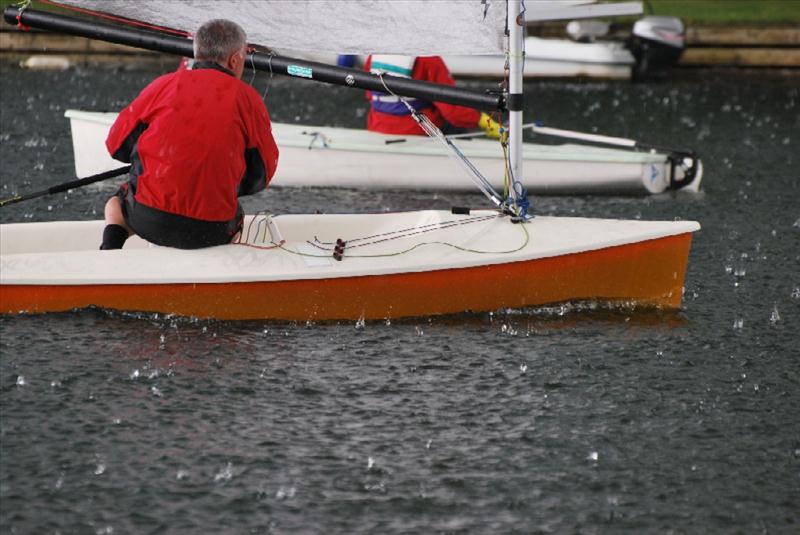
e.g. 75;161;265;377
0;1;701;320
66;110;700;195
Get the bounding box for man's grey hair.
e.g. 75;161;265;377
193;19;247;62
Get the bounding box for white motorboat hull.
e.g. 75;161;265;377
445;37;634;79
279;37;635;80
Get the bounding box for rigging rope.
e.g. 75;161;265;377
375;72;531;221
235;212;529;259
376;73;505;209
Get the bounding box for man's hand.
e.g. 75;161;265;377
479;113;505;141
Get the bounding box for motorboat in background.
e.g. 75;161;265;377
330;16;686;81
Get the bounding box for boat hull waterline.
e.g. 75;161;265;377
65;110;701;195
0;212;699;320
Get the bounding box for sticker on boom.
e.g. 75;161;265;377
287;65;313;79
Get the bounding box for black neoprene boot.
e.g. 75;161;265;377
100;224;129;250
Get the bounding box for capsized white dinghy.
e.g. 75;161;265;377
65;110;701;195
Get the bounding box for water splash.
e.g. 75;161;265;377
276;486;296;499
214;462;233;483
770;306;781;325
501;323;518;336
733;318;744;330
367;456;375;470
16;375;25;386
94;456;106;475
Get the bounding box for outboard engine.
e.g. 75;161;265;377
628;16;685;79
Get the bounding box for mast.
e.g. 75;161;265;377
508;0;524;204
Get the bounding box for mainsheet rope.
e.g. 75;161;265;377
236;212;530;258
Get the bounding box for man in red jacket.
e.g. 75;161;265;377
100;19;279;250
365;55;503;138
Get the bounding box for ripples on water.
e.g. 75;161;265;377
1;62;798;533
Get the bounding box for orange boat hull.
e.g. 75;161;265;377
0;233;693;320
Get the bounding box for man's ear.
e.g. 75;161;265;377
226;50;239;71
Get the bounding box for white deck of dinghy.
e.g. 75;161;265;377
0;211;700;285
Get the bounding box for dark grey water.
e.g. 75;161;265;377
1;61;799;533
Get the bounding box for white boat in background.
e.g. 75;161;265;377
65;110;701;195
290;36;634;80
445;36;634;80
286;17;686;81
449;14;686;80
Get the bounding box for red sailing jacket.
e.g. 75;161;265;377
365;56;481;135
106;63;279;222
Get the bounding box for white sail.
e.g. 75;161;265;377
55;0;507;55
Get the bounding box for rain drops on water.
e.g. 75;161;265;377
276;486;296;499
94;456;106;475
770;306;780;324
501;323;518;336
214;462;233;483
